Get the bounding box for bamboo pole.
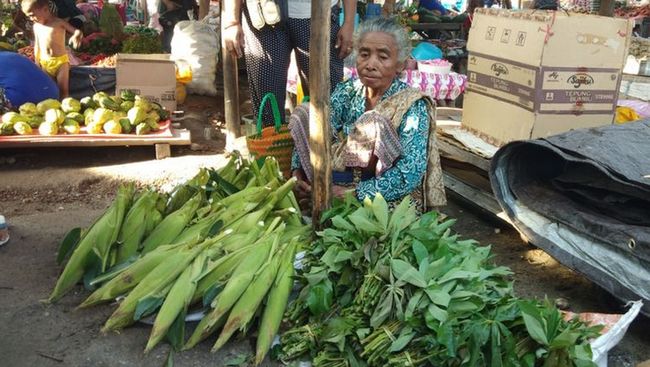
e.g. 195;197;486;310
198;0;209;20
599;0;614;16
221;1;241;150
309;0;332;226
382;0;396;17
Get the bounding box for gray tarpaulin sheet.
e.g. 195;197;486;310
490;119;649;315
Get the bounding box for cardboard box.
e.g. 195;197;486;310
463;9;633;145
116;54;177;112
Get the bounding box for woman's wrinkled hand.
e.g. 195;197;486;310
332;185;352;199
292;169;312;213
223;23;244;58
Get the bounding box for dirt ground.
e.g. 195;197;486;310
1;94;649;367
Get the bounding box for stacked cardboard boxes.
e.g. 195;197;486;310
463;9;633;144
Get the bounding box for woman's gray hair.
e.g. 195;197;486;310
353;18;411;64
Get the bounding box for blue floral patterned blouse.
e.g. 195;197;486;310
291;78;429;202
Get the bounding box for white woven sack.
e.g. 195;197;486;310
171;20;219;96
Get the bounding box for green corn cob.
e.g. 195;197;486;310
102;238;212;332
190;245;254;305
144;209;163;237
116;190;159;263
94;184;134;272
141;193;202;254
145;253;206;352
172;208;225;245
48;184;133;303
215;185;270;208
255;241;298;365
79;244;180;308
213;247;284;351
184;236;275;349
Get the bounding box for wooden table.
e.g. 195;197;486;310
0;125;191;160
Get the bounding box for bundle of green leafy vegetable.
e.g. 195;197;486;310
121;33;163;54
123;25;159;37
98;4;124;40
279;194;603;367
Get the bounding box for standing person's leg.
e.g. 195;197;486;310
328;6;344;89
287;17;311;97
241;6;292;125
56;62;70;98
290;6;344;98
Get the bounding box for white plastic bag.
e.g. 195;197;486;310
170;20;219;96
590;300;643;367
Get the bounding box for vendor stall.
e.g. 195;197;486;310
287;66;468;106
35;152;643;366
0;1;194;159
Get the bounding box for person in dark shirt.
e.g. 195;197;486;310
50;0;85;30
159;0;197;52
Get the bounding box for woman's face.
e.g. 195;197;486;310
356;32;403;93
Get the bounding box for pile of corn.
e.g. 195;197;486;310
47;155;309;364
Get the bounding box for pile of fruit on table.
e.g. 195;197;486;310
0;91;169;137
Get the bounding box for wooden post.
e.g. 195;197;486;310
140;0;148;24
382;0;396;17
198;0;210;20
309;0;332;226
221;1;241;151
598;0;615;17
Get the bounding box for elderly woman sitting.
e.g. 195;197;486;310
290;18;445;211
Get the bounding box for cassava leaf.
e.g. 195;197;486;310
426;303;448;325
348;208;384;234
518;300;549;346
412;240;428;266
448;298;483;315
490;323;504;367
438;321;457;357
307;280;333;316
389;327;415;352
550;328;581;349
405;290;424;321
391;259;427;288
425;288;451;308
370;292;393;328
331;215;355;231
